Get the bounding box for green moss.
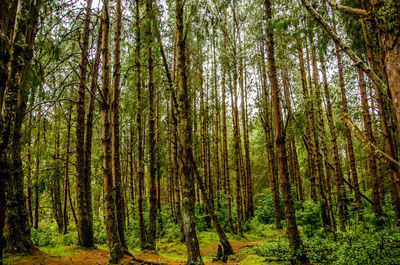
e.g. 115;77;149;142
40;245;77;257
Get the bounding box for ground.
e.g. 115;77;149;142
4;229;284;265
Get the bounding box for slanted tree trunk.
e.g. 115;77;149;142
100;2;123;263
76;0;94;248
175;0;203;263
111;0;126;248
264;0;304;255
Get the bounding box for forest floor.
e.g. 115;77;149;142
5;229;284;265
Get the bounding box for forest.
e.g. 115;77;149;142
1;0;400;264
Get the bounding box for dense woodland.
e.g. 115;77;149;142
1;0;400;264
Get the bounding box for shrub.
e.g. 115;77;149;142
254;189;284;225
296;200;322;237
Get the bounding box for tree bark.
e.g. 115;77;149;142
221;16;234;233
63;103;73;234
259;41;282;229
264;0;303;255
175;0;203;263
100;2;123;263
3;0;41;254
318;44;348;232
111;0;126;248
135;0;147;250
358;69;382;218
146;0;157;250
76;0;94;248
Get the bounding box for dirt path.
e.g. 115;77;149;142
6;249;140;265
7;232;284;265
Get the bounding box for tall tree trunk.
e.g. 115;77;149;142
334;40;363;218
83;8;102;236
212;40;221;203
259;41;282;229
63;103;73;234
359;12;400;225
309;35;333;231
232;8;243;235
239;52;251;220
146;0;157;250
358;69;382;218
319;46;347;232
371;1;400;131
221;18;234;232
53;107;63;233
100;2;123;263
76;0;94;248
305;42;318;203
175;0;203;263
135;0;147;249
264;0;303;255
26;112;33;227
33;101;41;229
112;0;126;248
3;0;41;254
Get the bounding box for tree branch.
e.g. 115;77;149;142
327;0;368;16
300;0;388;99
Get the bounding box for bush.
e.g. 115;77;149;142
254;189;284;225
296;201;322;237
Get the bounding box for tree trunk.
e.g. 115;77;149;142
309;35;334;231
358;69;383;218
111;0;126;248
305;42;319;203
259;41;282;229
76;0;94;248
264;0;303;255
63;103;73;234
26;112;33;227
100;2;123;263
319;46;347;232
175;0;203;263
3;0;41;254
146;0;157;250
53;107;63;233
135;0;147;250
33;103;41;230
221;17;234;233
334;41;363;218
231;8;243;235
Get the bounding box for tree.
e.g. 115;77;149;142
100;1;123;262
175;0;203;263
264;0;304;256
75;0;94;248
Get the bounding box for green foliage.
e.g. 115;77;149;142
254;189;284;225
296;201;322;237
31;223;77;247
93;221;108;245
